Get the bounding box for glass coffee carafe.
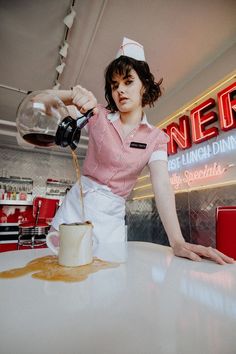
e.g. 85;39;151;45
16;91;93;150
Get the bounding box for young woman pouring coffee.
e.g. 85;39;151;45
47;38;233;265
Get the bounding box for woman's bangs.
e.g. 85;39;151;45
107;61;132;84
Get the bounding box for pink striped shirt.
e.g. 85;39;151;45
82;106;169;199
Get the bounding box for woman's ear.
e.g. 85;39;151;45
140;86;146;96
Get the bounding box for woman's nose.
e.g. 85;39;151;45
117;84;125;93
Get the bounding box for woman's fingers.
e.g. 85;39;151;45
214;248;235;263
72;85;97;113
79;100;95;114
172;241;235;264
173;243;202;262
183;243;235;265
185;244;225;265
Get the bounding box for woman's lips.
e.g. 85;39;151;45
119;97;128;103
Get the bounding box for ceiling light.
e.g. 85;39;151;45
59;42;69;58
63;8;76;29
52;82;61;90
56;62;66;74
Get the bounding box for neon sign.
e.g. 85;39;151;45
170;163;225;189
166;82;236;155
168;133;236;171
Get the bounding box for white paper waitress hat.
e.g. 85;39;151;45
116;37;145;61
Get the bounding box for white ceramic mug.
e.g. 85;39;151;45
46;222;93;267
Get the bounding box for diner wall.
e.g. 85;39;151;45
1;147;235;248
0;147;79;197
126;184;236;247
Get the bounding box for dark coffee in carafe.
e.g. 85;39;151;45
22;133;55;147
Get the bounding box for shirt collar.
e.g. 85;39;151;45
107;111;153;129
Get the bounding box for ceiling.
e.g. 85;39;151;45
0;0;236;158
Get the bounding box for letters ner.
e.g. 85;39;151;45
165;82;236;155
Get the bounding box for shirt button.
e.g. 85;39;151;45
130;134;134;138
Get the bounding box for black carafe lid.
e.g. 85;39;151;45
55;109;94;150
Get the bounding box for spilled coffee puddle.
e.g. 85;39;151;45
0;256;120;283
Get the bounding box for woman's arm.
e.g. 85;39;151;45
45;89;73;105
31;86;97;115
149;160;234;264
45;86;97;113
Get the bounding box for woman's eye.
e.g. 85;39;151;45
112;84;118;90
125;80;133;85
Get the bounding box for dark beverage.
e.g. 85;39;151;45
71;149;85;221
0;255;119;281
23;133;55;147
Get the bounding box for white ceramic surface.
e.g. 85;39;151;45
46;223;93;267
0;242;236;354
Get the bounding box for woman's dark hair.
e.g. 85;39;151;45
104;55;163;112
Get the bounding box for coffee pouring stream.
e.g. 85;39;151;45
16;91;94;150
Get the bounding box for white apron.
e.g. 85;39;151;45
51;176;126;243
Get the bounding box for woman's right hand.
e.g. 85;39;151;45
72;85;98;114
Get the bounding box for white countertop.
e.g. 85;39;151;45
0;242;236;354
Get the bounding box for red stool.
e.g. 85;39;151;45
18;197;59;249
216;206;236;260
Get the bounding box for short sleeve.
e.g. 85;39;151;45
148;129;170;164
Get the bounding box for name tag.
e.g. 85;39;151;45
130;142;147;149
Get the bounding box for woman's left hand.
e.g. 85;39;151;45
172;241;235;265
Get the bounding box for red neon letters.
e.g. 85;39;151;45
166;116;192;154
218;82;236;131
190;98;218;144
166;82;236;155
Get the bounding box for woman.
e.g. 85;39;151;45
48;38;233;265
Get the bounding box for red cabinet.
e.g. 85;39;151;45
0;242;17;252
216;206;236;260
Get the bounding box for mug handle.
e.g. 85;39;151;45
46;231;59;255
